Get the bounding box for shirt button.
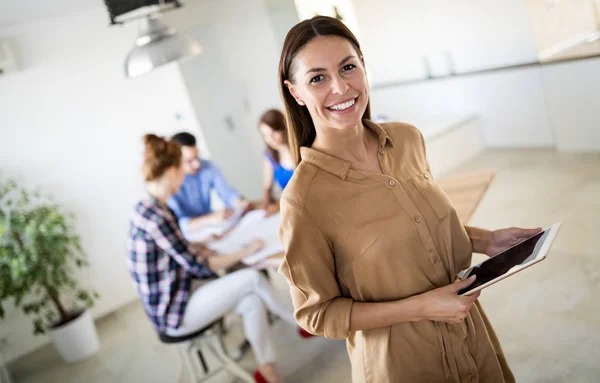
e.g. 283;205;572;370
389;180;396;186
379;149;384;155
433;256;441;264
424;173;430;179
414;216;421;223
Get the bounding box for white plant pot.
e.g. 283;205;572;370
46;310;99;363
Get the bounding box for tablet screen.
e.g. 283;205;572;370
458;229;548;295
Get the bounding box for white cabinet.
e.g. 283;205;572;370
541;57;600;151
455;67;554;147
422;0;538;73
370;66;555;148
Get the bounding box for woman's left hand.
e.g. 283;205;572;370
264;202;280;217
485;227;542;257
190;243;217;259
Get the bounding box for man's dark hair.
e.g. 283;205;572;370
171;132;197;147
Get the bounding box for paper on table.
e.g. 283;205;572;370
189;210;283;265
184;205;247;242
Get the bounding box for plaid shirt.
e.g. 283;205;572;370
126;197;214;333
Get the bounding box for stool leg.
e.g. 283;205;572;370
231;339;251;362
196;348;210;374
187;341;212;381
176;343;200;382
206;334;254;383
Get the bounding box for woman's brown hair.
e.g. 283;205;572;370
259;108;287;165
278;16;371;167
142;134;182;182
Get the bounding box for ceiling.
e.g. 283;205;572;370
0;0;105;28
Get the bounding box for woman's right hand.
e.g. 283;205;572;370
243;239;265;254
418;276;481;324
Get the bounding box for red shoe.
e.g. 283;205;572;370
254;370;268;383
297;327;315;339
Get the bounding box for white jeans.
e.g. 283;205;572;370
166;268;296;365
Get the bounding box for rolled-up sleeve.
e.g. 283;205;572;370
149;216;213;279
210;164;241;208
278;197;353;340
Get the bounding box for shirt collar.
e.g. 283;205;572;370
299;119;394;180
147;195;169;210
365;119;394;149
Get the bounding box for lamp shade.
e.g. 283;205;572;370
125;14;201;78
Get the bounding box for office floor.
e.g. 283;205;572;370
8;149;600;383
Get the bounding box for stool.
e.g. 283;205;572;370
159;318;254;382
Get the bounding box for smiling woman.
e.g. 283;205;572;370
276;15;540;383
278;18;371;166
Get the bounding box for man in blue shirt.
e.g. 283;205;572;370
168;132;251;233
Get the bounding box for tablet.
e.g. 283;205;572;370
457;222;562;296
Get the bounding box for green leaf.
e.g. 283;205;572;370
23;302;41;314
33;318;45;335
76;290;89;301
45;310;55;322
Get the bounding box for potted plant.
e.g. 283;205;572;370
0;179;100;363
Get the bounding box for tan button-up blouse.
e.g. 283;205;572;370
278;120;515;383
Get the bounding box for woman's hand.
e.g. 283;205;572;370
418;276;481;324
190;243;217;260
485;227;542;257
243;239;265;254
205;239;266;271
264;202;280;217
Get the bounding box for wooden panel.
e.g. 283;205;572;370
436;170;496;224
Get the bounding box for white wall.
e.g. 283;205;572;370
294;0;362;39
266;0;301;50
354;0;430;84
421;0;538;73
353;0;538;85
0;7;208;362
167;0;285;201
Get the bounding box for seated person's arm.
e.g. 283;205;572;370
261;157;280;217
204;239;264;271
261;157;275;208
186;210;231;232
149;215;214;278
152;215;264;272
167;194;221;233
211;163;252;211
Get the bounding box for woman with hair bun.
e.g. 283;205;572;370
127;134;311;383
